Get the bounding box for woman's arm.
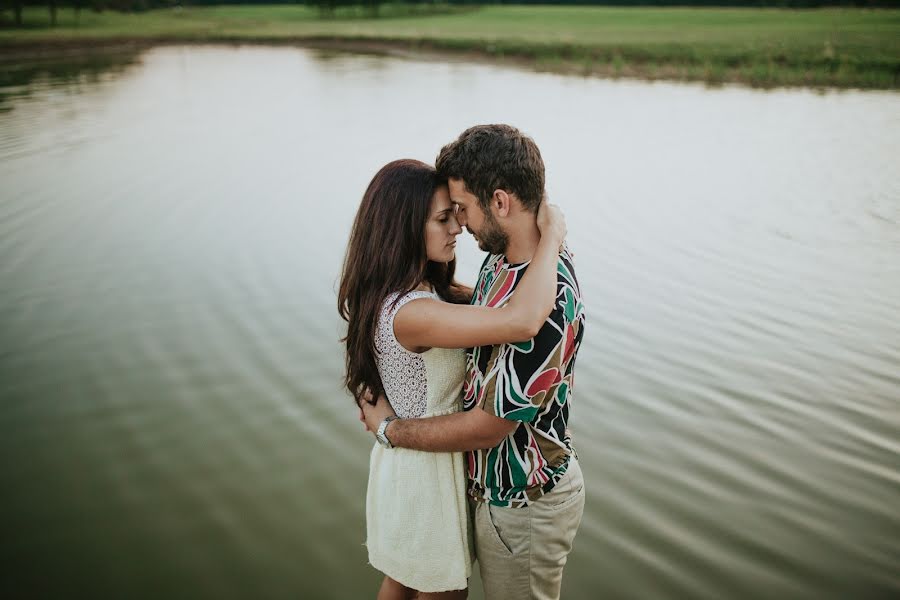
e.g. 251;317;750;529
394;203;566;351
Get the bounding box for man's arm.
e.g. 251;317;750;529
361;394;517;452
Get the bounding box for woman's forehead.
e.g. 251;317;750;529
431;187;452;212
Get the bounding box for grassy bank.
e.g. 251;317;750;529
1;5;898;89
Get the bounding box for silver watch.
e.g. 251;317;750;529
376;416;399;449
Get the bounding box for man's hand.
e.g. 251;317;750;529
362;393;397;434
355;388;376;432
358;405;370;432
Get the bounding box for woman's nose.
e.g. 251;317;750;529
449;216;463;235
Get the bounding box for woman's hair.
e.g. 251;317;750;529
338;159;471;404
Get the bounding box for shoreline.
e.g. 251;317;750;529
2;3;898;92
2;36;896;91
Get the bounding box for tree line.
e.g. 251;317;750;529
1;0;896;28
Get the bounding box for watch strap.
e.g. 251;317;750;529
377;416;399;448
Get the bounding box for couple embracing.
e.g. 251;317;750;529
339;124;586;600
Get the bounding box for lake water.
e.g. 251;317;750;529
1;45;898;599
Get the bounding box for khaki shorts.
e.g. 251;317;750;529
470;458;586;600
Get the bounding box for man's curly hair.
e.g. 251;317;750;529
435;124;545;213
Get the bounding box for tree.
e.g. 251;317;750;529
363;0;383;17
311;0;339;17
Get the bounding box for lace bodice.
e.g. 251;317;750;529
375;290;465;419
374;291;432;418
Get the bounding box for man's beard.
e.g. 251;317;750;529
474;211;509;255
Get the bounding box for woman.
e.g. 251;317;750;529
338;159;565;600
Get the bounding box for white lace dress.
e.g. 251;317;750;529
365;290;473;592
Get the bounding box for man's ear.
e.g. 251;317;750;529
492;189;511;218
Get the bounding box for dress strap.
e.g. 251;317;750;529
388;290;435;317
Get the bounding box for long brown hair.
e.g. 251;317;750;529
338;159;471;404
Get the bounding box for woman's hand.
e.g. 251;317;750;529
537;201;566;247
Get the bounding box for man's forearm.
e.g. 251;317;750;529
387;411;501;452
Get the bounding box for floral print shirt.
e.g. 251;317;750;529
464;245;586;507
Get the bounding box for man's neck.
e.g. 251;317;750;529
503;219;541;264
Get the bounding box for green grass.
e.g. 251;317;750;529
2;5;898;89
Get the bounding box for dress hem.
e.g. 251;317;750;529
368;552;469;593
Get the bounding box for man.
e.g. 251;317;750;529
361;124;586;600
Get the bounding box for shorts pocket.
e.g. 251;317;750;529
485;503;515;556
542;461;586;512
547;483;585;512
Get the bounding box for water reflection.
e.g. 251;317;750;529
0;48;141;111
